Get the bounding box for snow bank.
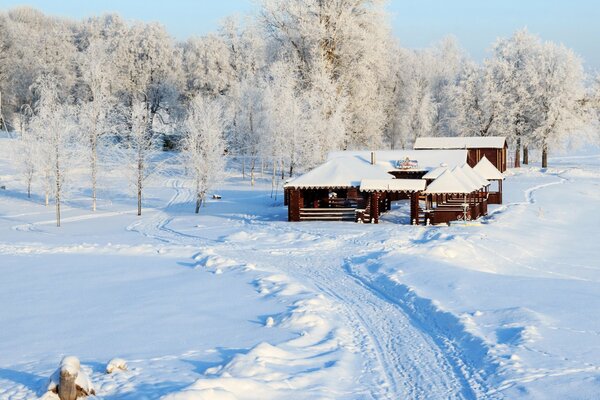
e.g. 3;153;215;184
164;274;357;399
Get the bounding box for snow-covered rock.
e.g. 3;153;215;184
106;357;128;374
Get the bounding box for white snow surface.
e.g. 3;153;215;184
327;149;468;170
284;155;393;188
1;137;600;399
424;169;474;194
414;136;507;149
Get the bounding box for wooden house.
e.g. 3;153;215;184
284;150;468;224
283;140;507;225
414;136;508;172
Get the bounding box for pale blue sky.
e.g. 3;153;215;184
3;0;599;70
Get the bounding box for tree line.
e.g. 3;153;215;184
1;2;599;225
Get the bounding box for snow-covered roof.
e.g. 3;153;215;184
424;170;474;194
422;166;448;180
360;179;426;193
284;155;393;189
460;164;489;188
473;156;504;180
414;136;507;150
326;150;467;171
450;166;481;191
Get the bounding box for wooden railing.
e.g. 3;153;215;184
300;207;357;221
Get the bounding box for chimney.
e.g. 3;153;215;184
370;151;376;165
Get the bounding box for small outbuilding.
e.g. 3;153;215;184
414;136;508;172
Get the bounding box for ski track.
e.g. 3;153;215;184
117;167;577;399
123;178;490;399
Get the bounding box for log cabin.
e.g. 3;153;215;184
284;142;506;225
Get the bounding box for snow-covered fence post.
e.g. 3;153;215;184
58;367;77;400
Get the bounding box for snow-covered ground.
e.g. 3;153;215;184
1;138;599;399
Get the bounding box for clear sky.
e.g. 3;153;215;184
2;0;599;70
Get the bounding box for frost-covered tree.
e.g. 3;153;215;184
29;75;76;226
530;42;586;168
487;29;541;167
262;60;302;179
78;38;115;211
119;97;163;216
302;55;347;166
13;106;37;198
180;34;233;100
180;95;226;213
447;61;499;137
261;0;392;150
233;79;266;186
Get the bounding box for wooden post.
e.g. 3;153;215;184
58;368;77;400
288;189;302;222
498;179;503;204
410;192;419;225
371;192;380;223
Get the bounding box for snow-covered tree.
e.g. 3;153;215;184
180;95;226;213
78;37;115;211
530;41;586;168
262;60;302;180
29;75;76;226
260;0;392;150
13;106;37;198
487;29;541;167
119;97;163;216
301;55;347;166
447;61;499;137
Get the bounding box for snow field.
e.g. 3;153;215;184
1;139;600;399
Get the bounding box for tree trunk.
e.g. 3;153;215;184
271;161;276;198
514;137;521;168
542;141;548;168
195;177;201;214
45;171;50;206
27;179;31;198
523;146;529;165
250;157;255;186
58;369;77;400
242;156;245;179
280;160;285;180
91;133;97;212
55;146;61;227
137;155;143;216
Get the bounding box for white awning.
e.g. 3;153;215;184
360;179;426;193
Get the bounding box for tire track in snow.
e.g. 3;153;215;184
127;180;492;398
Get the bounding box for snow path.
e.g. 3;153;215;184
121;181;489;399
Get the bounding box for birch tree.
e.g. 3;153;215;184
13;107;37;198
531;42;585;168
487;29;540;167
78;38;114;211
121;97;162;216
29;75;76;227
180;95;226;213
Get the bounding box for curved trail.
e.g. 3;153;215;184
126;179;491;399
125;168;573;399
